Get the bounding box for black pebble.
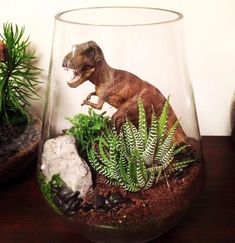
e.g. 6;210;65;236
62;203;70;213
53;186;83;216
82;203;93;212
53;195;62;208
65;210;75;217
105;198;112;207
62;191;77;203
71;199;83;211
173;170;184;180
59;188;73;199
74;191;80;198
51;186;59;193
100;204;112;212
77;197;83;204
109;192;124;204
67;199;75;209
92;194;105;209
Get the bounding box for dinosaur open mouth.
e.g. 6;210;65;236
64;64;95;88
65;69;82;88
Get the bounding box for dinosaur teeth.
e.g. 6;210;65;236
67;74;82;88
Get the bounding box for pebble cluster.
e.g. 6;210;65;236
51;181;83;216
90;192;131;212
50;181;131;217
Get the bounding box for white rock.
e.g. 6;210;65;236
41;135;93;198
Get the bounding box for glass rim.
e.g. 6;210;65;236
55;6;183;27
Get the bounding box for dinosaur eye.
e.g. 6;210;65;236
81;64;94;71
84;47;95;58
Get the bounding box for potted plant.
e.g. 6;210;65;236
0;23;41;185
37;7;205;242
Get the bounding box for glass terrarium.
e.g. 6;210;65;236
38;7;205;243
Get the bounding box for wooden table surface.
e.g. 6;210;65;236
0;136;235;243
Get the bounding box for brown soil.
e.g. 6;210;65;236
0;117;41;184
74;161;204;226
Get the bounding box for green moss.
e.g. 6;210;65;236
67;108;110;152
37;172;64;213
50;174;64;188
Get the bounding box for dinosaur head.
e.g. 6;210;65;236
62;41;104;88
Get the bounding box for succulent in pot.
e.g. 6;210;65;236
0;23;41;185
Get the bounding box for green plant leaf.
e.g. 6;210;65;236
67;109;110;153
156;120;178;161
0;22;41;124
158;96;170;145
143;113;158;165
138;98;148;145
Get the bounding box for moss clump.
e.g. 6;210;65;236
67;108;110;152
38;172;64;213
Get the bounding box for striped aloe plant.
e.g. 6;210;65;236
88;98;195;192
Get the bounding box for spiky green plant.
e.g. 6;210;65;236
0;23;41;124
88;129;156;192
88;98;195;192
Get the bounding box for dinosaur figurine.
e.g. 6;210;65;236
62;41;187;144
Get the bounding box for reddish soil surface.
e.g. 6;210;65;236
74;161;204;226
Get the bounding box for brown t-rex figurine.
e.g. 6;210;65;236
62;41;187;144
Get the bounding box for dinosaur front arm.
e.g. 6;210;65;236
85;91;96;101
81;97;105;110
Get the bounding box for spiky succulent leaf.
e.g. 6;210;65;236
129;121;145;154
144;170;156;189
88;149;116;180
155;120;178;161
138;98;148;145
123;120;136;154
138;152;148;183
158;97;170;145
126;150;138;185
143;113;158;165
159;143;176;169
172;159;196;170
135;153;147;187
174;144;189;155
118;152;129;182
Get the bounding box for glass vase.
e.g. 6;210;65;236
38;7;205;243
